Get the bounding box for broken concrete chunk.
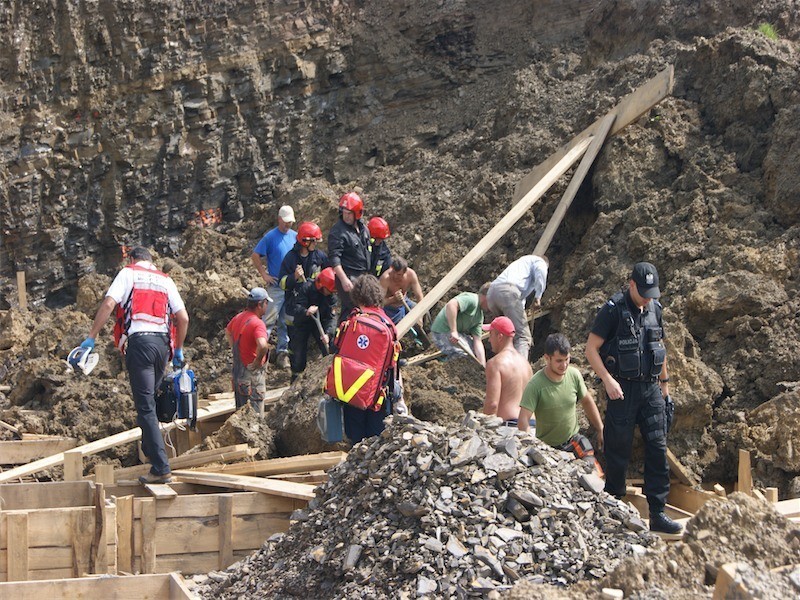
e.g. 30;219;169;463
579;472;606;494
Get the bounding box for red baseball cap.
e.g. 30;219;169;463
482;316;515;336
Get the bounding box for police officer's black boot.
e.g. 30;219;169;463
649;510;683;535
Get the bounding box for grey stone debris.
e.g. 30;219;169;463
197;411;658;599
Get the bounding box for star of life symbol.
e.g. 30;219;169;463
645;273;654;284
356;334;370;349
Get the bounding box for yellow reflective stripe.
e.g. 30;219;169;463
333;356;375;402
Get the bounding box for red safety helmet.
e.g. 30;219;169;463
338;192;364;220
315;267;336;293
367;216;390;240
297;222;322;247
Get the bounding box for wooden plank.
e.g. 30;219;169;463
774;498;800;518
111;444;253;481
95;464;115;485
0;572;193;599
269;471;328;484
133;513;291;556
712;562;750;600
132;491;299;519
0;419;21;437
16;271;27;311
1;507;98;549
218;495;234;569
70;508;93;577
513;66;674;202
624;493;693;520
6;512;28;581
397;136;593;338
765;487;779;503
169;571;197;598
92;483;108;574
146;550;252;575
144;484;178;500
0;481;94;510
0;390;286;483
737;449;753;496
0;438;78;464
533;113;616;255
199;451;347;477
140;498;157;574
115;495;134;574
62;449;83;482
0;545;115;574
666;448;696;486
752;489;767;502
667;483;717;514
172;470;316;501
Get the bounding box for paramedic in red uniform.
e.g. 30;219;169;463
81;247;189;485
226;287;271;414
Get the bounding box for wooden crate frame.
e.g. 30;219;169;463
0;572;194;599
0;481;116;582
118;489;307;574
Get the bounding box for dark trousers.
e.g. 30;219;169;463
343;401;390;445
126;334;171;475
336;271;366;325
603;379;670;511
289;323;327;376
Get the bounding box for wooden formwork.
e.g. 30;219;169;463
0;435;77;465
0;481;116;582
0;572;195;599
112;487;308;575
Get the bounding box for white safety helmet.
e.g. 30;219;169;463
66;346;99;375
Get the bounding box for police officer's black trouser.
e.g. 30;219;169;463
289;322;327;376
126;333;171;476
603;379;669;512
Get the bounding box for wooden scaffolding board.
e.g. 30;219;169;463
0;572;194;599
172;470;316;501
0;437;78;465
196;451;347;477
0;387;288;484
397;65;674;338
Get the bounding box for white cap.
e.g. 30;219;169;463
278;205;295;223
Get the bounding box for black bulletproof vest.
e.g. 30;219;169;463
600;292;666;380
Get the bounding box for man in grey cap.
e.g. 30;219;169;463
585;262;680;536
225;287;272;415
250;205;297;368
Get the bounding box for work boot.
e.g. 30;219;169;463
138;471;172;485
276;352;290;369
649;511;683;535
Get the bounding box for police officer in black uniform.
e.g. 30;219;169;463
585;262;681;535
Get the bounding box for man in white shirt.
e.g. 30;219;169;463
487;254;548;358
81;247;189;484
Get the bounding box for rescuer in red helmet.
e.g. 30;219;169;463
278;221;327;296
367;216;392;278
328;191;371;323
285;267;338;382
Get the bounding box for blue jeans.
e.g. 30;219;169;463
262;284;289;354
383;298;416;325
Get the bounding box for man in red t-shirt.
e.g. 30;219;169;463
226;288;271;414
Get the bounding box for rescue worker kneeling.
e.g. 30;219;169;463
286;267;338;382
326;274;407;444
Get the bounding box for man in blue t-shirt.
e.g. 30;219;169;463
250;205;298;368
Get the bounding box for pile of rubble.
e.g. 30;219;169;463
198;412;659;598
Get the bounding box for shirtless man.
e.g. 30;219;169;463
379;256;425;324
482;316;533;422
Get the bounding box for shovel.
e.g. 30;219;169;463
311;311;329;356
455;336;484;368
401;297;431;349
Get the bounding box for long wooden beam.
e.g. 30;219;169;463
0;387;288;484
514;65;674;202
533;113;616;256
397;137;593;337
397;65;674;338
172;470;316;501
196;451;347;477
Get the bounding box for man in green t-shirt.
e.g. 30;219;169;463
518;333;604;474
430;283;490;366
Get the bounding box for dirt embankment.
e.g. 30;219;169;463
0;0;798;504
